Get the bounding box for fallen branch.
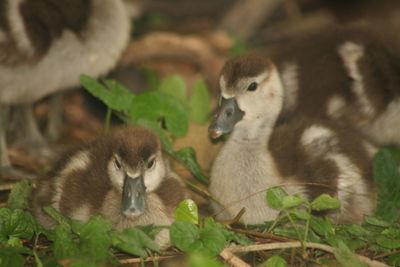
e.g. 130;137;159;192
226;241;389;267
219;249;250;267
119;254;180;265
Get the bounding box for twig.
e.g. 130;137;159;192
219;249;250;267
119;254;179;264
374;249;400;260
226;242;390;267
232;228;293;242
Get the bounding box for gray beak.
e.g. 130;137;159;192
122;175;146;217
209;97;244;139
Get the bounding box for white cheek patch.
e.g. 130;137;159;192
144;158;165;192
338;41;375;117
280;63;299;114
61;150;91;176
327;95;346;119
107;160;125;189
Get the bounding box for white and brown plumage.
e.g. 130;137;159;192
262;25;400;146
209;54;377;225
0;0;130;177
31;127;187;246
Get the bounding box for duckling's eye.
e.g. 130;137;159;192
114;158;122;170
247;82;258;92
147;159;156;169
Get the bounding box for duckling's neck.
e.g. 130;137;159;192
231;115;276;144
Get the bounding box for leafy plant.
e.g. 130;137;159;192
80;74;209;184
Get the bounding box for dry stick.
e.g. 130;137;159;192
224;241;389;267
219;249;251;267
232;228;293;242
119;254;179;265
374;249;400;260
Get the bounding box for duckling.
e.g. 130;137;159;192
0;0;130;177
31;127;187;246
260;24;400;146
209;54;377;225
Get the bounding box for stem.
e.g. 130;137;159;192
303;205;312;248
285;211;305;250
104;108;112;131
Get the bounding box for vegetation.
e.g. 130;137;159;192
1;75;400;266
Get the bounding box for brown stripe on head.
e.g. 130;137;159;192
220;53;272;93
111;127;160;167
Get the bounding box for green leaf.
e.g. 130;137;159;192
333;241;367;267
0;246;25;267
310;194;340;211
363;216;390;227
112;228;160;258
174;147;208;185
203;218;250;245
77;216;113;265
0;208;36;243
188;253;223;267
128;91;188;137
7;179;32;210
282;194;305;210
376;235;400;249
175;199;199;224
159;75;187;104
80;75;134;113
264;255;287;267
310;216;334;237
346;224;370;238
189;80;210;124
266;187;288;209
198;224;226;256
43;206;71;230
52;224;79;260
170;221;199;252
373;148;400;221
290;210;311;220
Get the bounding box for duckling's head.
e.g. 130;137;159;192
106;127;166;218
209;54;284;139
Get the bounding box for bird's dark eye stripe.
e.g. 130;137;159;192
247;82;258;91
114;158;121;169
147;158;156;169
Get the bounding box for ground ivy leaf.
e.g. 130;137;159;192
103;79;135;112
373;148;400;222
159;75;187;104
266;187;288;209
0;246;26;267
175;199;199;224
189;79;210;124
111;228;159;258
333;241;367;267
310;194;340;211
174;147;208;185
170;221;199;252
43;206;71;229
80;75;134;112
363;216;390;227
346;224;370;238
197;226;226;256
310;216;334;237
7;179;32;210
282;194;305;210
203;218;250;245
52;224;79;260
265;255;287;267
188;253;223;267
128;91;188;137
290;210;311;220
376;235;400;249
0;208;36;242
77;216;113;265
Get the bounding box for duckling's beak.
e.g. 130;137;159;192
122;175;146;217
209;97;244;139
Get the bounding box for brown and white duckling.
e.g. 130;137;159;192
261;25;400;146
209;55;377;225
0;0;130;177
31;127;187;246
